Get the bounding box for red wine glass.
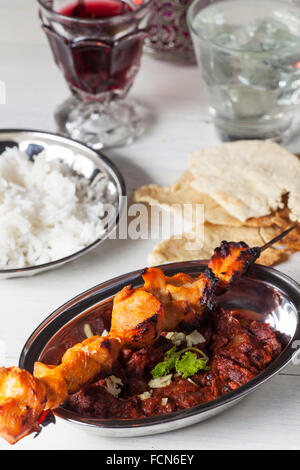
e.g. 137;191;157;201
38;0;153;149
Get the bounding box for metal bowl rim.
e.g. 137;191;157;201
0;128;127;275
19;260;300;430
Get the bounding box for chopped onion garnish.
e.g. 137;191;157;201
104;375;123;397
83;323;94;339
187;378;197;385
166;332;186;346
139;391;152;401
148;374;173;389
186;330;205;347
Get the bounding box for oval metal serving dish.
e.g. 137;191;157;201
0;129;126;278
19;261;300;437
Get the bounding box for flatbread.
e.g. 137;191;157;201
148;224;285;267
133;171;276;228
189;140;300;223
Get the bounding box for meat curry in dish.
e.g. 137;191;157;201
67;307;284;419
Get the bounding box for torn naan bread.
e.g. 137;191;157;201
133;171;277;228
189;140;300;223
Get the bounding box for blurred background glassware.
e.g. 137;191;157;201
38;0;153;149
187;0;300;142
145;0;197;63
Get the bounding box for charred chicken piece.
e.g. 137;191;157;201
208;241;260;289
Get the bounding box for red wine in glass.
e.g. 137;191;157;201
43;0;145;97
62;0;132;18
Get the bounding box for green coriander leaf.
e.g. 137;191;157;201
175;352;209;379
165;346;177;358
151;346;178;378
151;345;210;379
151;361;169;378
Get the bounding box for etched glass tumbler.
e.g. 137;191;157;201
188;0;300;142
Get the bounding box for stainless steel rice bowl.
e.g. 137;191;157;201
0;129;126;279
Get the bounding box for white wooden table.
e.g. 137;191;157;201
0;0;300;450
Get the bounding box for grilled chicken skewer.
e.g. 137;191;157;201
0;228;294;444
0;269;216;444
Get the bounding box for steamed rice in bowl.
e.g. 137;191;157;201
0;147;116;268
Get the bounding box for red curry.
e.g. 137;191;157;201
66;307;284;419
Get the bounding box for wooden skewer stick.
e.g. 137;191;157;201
260;225;297;252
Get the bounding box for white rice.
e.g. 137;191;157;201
0;147;115;268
